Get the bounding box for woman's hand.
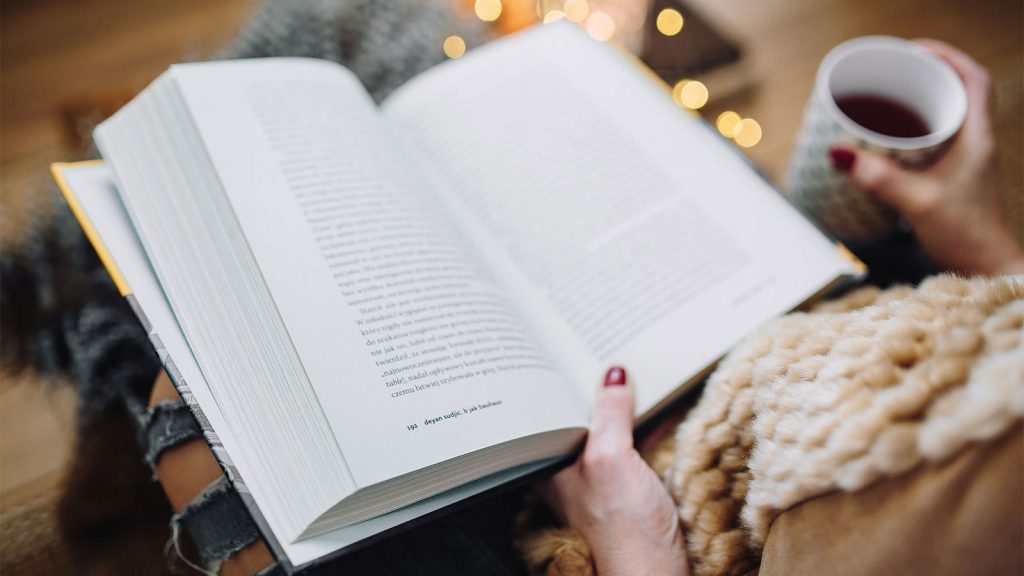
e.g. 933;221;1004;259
831;39;1024;276
539;367;689;576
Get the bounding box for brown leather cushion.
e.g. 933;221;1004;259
760;424;1023;576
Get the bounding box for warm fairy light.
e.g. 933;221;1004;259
733;118;763;147
563;0;590;22
585;11;616;41
443;35;467;59
674;80;708;109
474;0;503;22
656;8;684;36
717;111;741;138
672;79;689;107
543;9;567;24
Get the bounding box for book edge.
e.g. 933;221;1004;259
635;270;860;423
50;160;299;571
50;160;133;296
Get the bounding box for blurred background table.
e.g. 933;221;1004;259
1;0;1021;560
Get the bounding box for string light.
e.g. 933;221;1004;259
585;11;616;41
672;79;708;110
443;35;466;59
656;8;684;36
672;80;688;106
733;118;763;147
474;0;502;22
563;0;590;22
717;111;741;137
543;9;566;24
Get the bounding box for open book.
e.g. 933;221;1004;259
55;23;861;572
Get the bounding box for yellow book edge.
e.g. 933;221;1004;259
835;242;868;275
50;160;133;296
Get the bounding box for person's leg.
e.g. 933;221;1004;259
148;372;528;575
149;372;276;575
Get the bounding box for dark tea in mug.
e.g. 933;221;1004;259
785;36;968;240
834;94;931;138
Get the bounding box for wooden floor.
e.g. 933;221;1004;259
2;0;256;513
1;0;1022;519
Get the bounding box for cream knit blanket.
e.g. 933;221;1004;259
668;274;1023;575
519;275;1024;576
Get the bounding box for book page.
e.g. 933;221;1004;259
382;24;855;416
168;59;586;487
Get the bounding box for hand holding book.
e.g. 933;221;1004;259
540;366;689;576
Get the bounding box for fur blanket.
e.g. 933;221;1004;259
518;274;1024;576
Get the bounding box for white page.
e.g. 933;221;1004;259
383;24;855;416
60;162;563;568
168;59;586;488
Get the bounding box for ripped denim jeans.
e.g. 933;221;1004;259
142;399;527;575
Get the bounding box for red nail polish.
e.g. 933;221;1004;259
604;366;626;386
829;146;856;173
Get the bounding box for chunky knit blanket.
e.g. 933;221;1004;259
518;274;1024;576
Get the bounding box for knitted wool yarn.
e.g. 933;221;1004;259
673;274;1023;576
519;274;1024;576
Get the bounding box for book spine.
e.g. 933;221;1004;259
126;294;246;490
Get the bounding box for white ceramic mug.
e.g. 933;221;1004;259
785;36;968;241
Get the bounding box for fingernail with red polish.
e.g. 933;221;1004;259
604;366;626;387
829;146;856;173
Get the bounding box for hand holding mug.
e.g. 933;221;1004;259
832;40;1024;276
787;35;967;241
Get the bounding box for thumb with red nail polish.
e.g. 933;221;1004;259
537;366;689;575
604;365;627;386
